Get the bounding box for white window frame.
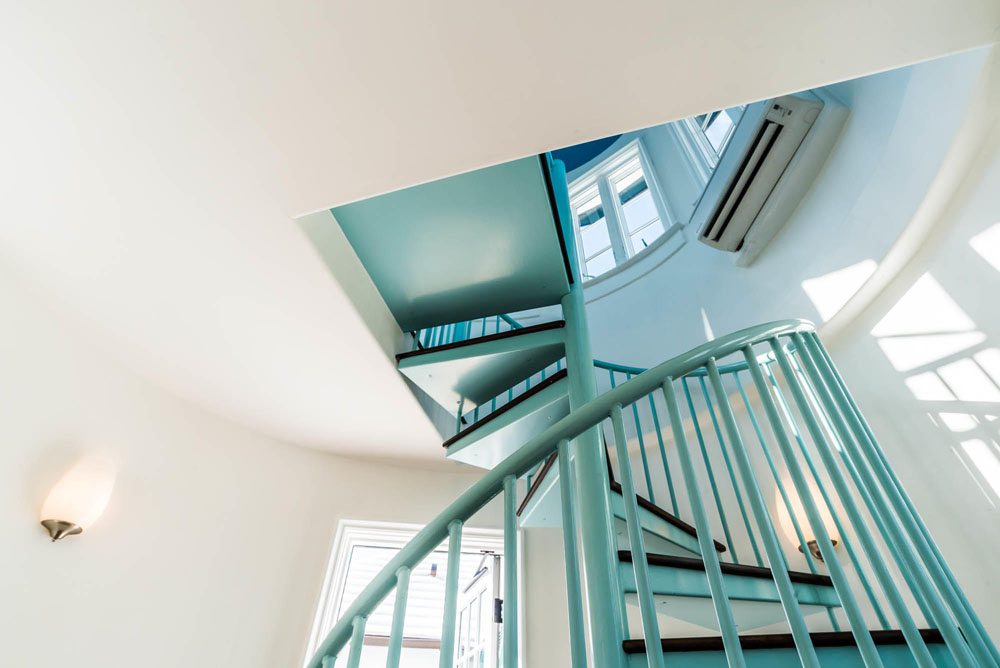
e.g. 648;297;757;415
568;138;675;281
670;106;747;186
304;520;504;666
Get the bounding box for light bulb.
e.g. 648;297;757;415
40;455;116;541
774;479;839;561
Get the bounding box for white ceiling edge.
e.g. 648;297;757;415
1;2;998;463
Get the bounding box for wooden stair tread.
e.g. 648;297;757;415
396;320;565;361
610;481;727;553
618;551;833;587
443;369;568;448
623;629;945;653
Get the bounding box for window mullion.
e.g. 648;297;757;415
597;174;630;262
637;139;676;228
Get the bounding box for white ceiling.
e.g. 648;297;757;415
2;1;997;462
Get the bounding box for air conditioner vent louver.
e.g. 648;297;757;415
692;93;843;265
702;120;784;244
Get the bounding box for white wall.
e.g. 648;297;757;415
584;48;990;367
0;265;496;668
825;105;1000;634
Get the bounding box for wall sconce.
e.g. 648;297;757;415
40;456;116;541
774;482;839;562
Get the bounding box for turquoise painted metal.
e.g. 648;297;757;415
503;475;518;668
797;335;982;668
398;324;565;410
386;566;410;668
305;318;991;668
811;334;1000;667
766;339;884;667
328;156;570;331
611;403;665;668
347;616;366;668
681;377;737;560
557;440;588;668
662;378;746;668
439;520;463;668
705;358;822;668
788;336;940;667
698;374;763;567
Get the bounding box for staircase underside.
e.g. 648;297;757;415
397;321;565;410
444;369;569;468
331;155;571;331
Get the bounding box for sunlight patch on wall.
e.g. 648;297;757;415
960;439;1000;500
871;273;985;373
938;412;978;432
937;358;1000;402
801;259;877;321
904;372;956;401
872;273;976;336
701;308;715;341
952;446;998;509
970;222;1000;273
877;333;986;373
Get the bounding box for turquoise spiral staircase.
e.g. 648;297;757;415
305;155;999;668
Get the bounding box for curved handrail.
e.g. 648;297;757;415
307;318;815;666
594;357;751;377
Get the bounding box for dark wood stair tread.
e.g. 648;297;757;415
443;369;568;449
610;481;727;553
623;629;945;653
618;551;833;587
396;320;565;361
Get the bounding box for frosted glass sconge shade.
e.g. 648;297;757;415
774;481;839;561
40;456;116;541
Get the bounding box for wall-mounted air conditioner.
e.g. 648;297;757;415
692;91;847;266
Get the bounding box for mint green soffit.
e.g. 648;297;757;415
331;156;572;331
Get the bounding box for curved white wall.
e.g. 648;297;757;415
584;48;991;367
0;264;496;668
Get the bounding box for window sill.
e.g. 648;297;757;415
583;223;683;285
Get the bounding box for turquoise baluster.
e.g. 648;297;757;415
799;334;982;668
766;338;883;667
698;375;763;567
791;335;941;667
706;358;821;668
439;520;463;668
785;352;896;630
611;404;664;668
681;377;737;561
732;371;823;577
557;440;588;668
811;332;1000;667
625;372;655;504
386;566;410;668
346;616;366;668
662;378;746;668
503;475;518;668
646;392;678;514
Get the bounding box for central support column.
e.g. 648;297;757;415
562;283;627;668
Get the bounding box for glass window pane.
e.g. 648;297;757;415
621;190;657;233
705;110;735;153
469;593;480;646
580;218;610;259
585;248;615;279
630;219;665;252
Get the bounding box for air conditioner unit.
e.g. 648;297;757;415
693;91;847;265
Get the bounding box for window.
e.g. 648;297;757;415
671;105;747;184
306;521;504;668
569;141;671;280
